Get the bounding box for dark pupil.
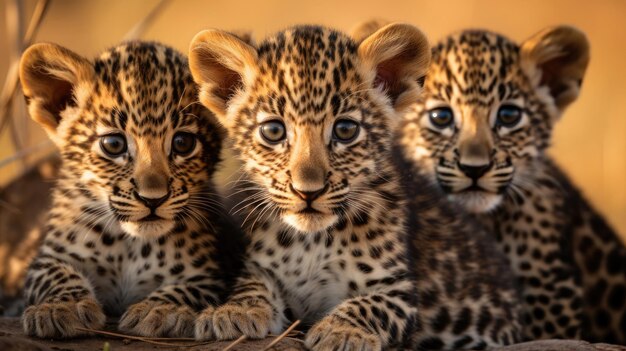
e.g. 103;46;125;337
430;108;453;127
174;134;195;154
262;122;285;141
102;135;126;155
499;107;521;124
335;121;358;140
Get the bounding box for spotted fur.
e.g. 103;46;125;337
397;27;626;343
190;24;521;350
19;41;241;338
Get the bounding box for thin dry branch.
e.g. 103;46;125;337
0;0;51;173
2;0;26;159
123;0;171;41
262;319;302;350
23;0;50;43
222;335;248;351
74;327;215;348
0;0;50;138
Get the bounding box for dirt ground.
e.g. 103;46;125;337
0;317;306;351
2;317;626;351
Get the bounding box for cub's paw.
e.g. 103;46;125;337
194;306;215;341
119;301;196;337
23;298;106;338
305;316;381;351
212;302;273;340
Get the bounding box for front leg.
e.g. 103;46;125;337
119;275;221;337
23;254;106;338
195;268;288;340
306;279;417;351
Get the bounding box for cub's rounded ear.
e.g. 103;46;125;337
358;23;431;111
20;43;94;139
350;18;390;44
189;29;258;124
520;25;590;112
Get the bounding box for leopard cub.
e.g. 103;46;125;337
19;41;240;338
189;23;521;350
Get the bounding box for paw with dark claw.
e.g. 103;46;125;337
119;300;196;337
208;302;273;340
305;316;382;351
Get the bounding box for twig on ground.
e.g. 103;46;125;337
263;320;302;350
74;327;213;348
222;335;247;351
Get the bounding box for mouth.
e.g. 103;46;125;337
120;215;175;238
141;213;164;222
283;207;337;233
298;206;323;214
462;183;484;192
447;190;504;213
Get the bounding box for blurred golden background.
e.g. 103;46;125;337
1;0;625;241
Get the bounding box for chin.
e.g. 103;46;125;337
120;219;175;239
283;212;338;234
448;191;503;214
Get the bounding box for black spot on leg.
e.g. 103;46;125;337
277;230;292;248
357;263;373;273
606;248;625;275
418;337;444;350
431;307;451;332
170;264;185;275
141;243;152;258
452;307;472;334
608;284;626;309
101;233;115;246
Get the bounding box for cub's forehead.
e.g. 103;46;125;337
428;30;523;95
253;26;363;120
257;26;358;64
89;42;198;131
433;30;519;61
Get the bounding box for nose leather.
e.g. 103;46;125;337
291;184;327;202
134;191;169;210
458;162;491;180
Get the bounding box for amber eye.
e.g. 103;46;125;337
100;134;127;157
333;119;360;142
172;132;197;156
496;105;523;127
260;120;286;143
428;107;454;128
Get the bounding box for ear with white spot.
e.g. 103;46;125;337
358;23;431;111
20;43;94;142
188;29;258;126
520;25;590;112
350;18;390;44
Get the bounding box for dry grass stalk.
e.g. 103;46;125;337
262;320;302;350
0;0;50;138
123;0;171;41
222;335;248;351
75;327;215;348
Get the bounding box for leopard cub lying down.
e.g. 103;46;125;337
189;23;521;350
19;41;241;338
